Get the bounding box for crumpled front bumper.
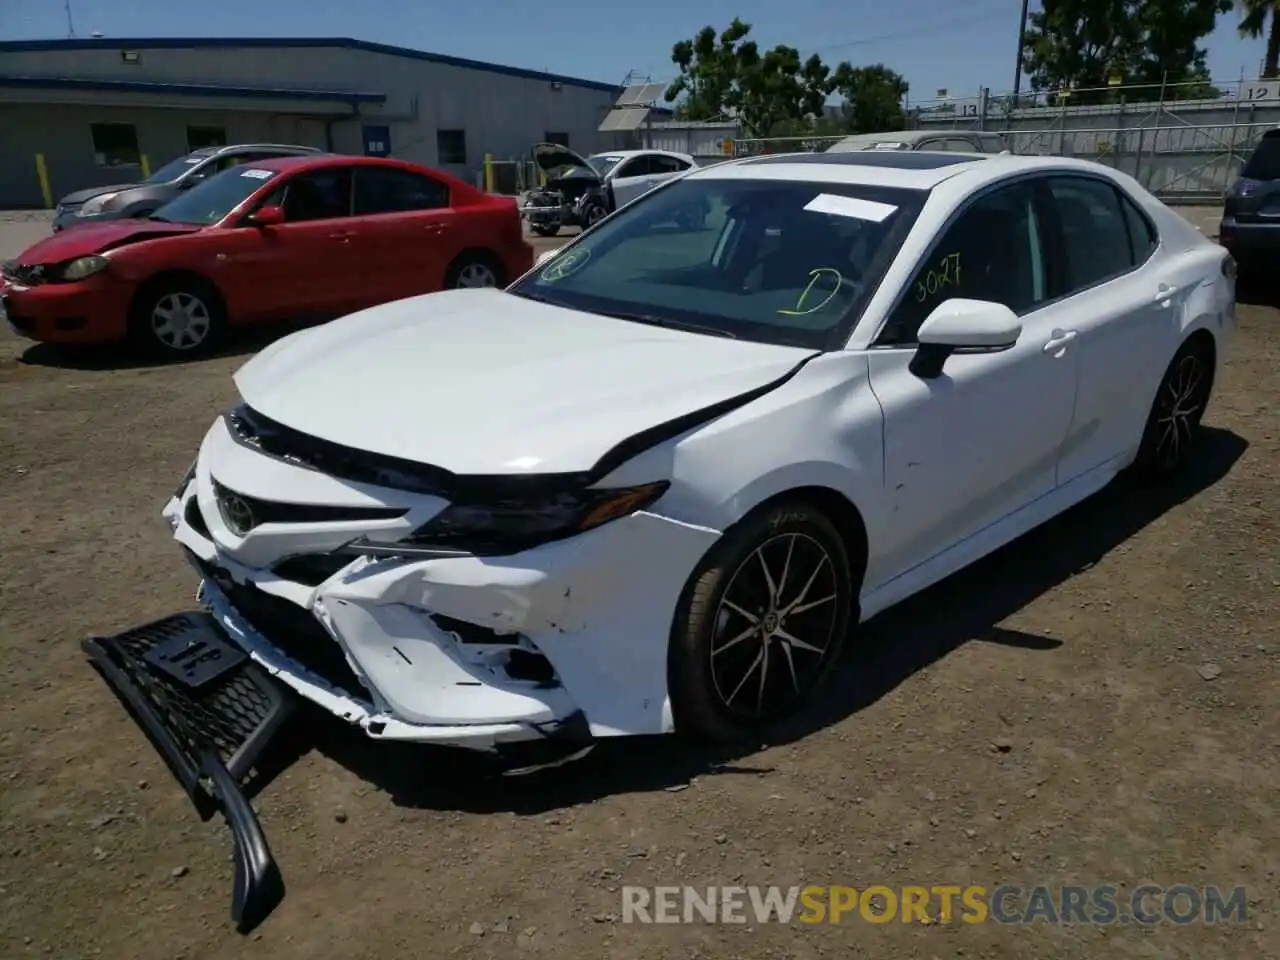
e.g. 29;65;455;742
165;422;722;749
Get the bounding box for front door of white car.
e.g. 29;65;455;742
862;180;1079;590
609;156;659;207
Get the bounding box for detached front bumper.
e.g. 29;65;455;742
165;419;721;749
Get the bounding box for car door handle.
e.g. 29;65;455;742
423;223;448;234
1154;283;1183;303
1042;329;1078;354
329;231;356;240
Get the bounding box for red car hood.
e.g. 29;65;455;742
16;220;202;265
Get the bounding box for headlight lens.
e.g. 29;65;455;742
59;255;110;282
78;192;120;216
400;481;670;555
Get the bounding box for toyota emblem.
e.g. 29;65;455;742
218;491;255;536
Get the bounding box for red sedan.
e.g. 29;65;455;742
0;155;534;356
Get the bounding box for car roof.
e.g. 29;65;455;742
236;154;446;175
685;151;1126;192
589;148;694;161
209;142;325;156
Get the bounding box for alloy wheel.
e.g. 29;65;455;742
708;532;841;720
1153;351;1209;471
150;292;212;351
455;262;498;288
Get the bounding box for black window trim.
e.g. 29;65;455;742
865;170;1162;349
866;172;1057;349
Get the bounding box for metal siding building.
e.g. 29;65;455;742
0;37;622;208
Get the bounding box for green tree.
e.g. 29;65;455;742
664;19;752;120
1021;0;1230;103
831;64;910;133
1238;0;1280;78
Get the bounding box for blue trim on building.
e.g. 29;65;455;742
0;75;386;103
0;37;622;94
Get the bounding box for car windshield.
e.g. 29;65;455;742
146;154;208;183
588;155;624;178
508;177;927;349
149;166;278;225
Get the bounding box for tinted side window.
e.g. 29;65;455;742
615;157;650;178
879;183;1046;346
1120;194;1158;263
354;167;449;214
1047;177;1134;291
943;138;981;152
279;168;352;222
650;155;688;173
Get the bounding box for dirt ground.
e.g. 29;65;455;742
0;209;1276;960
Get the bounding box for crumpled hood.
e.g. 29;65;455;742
57;182;142;206
16;220;201;264
233;288;817;476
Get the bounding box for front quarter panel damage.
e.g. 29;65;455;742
319;511;722;737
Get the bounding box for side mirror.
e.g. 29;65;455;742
909;298;1022;379
535;249;557;267
247;205;285;227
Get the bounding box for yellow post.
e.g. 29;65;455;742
140;154;151;178
483;153;495;193
35;154;53;209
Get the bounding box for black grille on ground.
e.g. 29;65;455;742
107;614;279;762
190;553;372;700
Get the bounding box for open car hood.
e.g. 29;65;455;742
531;142;602;182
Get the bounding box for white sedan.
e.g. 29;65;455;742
160;150;1234;751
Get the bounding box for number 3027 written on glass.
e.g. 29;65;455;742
914;252;961;302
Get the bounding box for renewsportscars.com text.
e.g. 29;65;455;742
621;884;1248;925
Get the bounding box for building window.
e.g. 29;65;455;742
544;131;570;147
90;122;141;168
187;126;228;151
436;129;467;165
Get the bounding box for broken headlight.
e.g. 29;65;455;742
400;481;670;556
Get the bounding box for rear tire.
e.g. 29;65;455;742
1132;335;1215;480
531;224;560;237
667;498;854;742
127;276;226;359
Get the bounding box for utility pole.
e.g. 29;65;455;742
1012;0;1030;101
65;0;77;38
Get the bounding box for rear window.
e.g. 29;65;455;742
1242;132;1280;180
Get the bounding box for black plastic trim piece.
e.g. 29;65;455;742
81;616;295;933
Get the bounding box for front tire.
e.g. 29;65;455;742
668;499;854;742
127;276;225;358
1133;335;1215;480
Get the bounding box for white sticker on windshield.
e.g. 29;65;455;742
803;193;897;223
240;168;274;179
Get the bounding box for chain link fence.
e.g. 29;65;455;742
721;76;1280;204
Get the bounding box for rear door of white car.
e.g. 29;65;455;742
1039;175;1186;485
863;179;1079;584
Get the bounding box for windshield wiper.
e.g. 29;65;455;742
146;214;171;223
603;311;738;339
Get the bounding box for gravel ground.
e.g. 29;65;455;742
0;208;1276;960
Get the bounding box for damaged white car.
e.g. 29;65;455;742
86;149;1233;928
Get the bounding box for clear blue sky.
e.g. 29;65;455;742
2;0;1270;101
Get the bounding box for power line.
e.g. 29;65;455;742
805;2;1023;56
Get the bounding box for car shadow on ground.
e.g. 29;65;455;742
1235;274;1280;309
16;318;325;371
297;426;1249;814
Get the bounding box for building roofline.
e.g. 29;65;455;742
0;37;622;93
0;75;387;103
